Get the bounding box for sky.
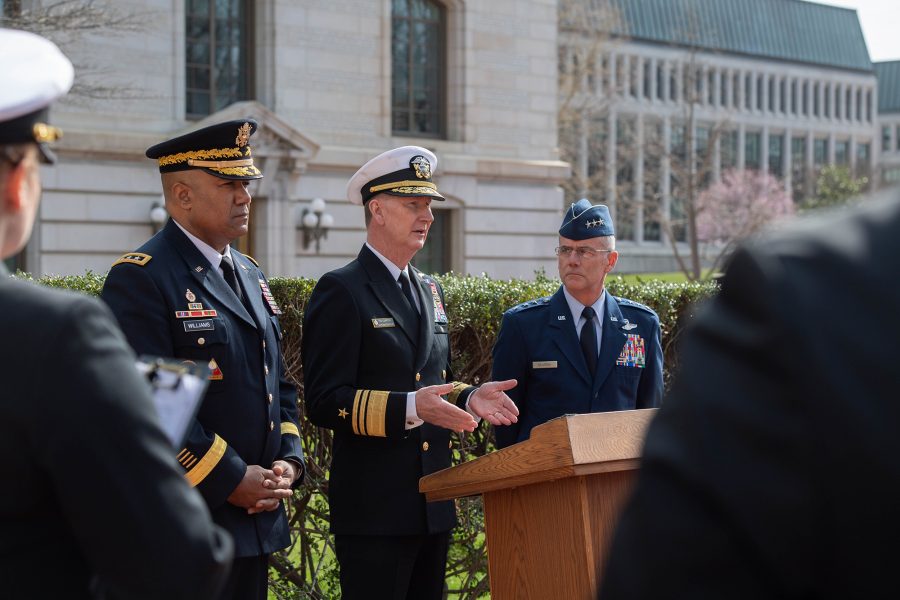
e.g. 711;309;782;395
820;0;900;61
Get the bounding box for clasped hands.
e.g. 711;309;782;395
227;460;298;515
415;379;519;432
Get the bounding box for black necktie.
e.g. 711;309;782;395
220;254;243;303
580;306;598;377
398;271;418;314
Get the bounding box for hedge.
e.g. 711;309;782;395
31;270;717;599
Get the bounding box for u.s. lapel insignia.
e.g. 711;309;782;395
428;281;447;323
208;358;224;380
258;279;283;315
557;315;566;320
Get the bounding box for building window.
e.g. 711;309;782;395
186;0;253;118
802;81;809;116
813;138;828;166
643;59;652;99
834;140;849;165
882;126;891;152
896;125;900;151
643;120;663;242
615;117;636;241
791;136;807;201
392;0;445;137
413;209;451;274
768;76;775;112
745;132;761;170
857;142;870;179
733;72;740;108
656;62;665;101
768;134;784;177
721;130;738;169
835;85;842;120
813;82;820;117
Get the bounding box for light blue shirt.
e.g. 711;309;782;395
562;287;606;356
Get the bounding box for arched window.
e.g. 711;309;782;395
186;0;253;118
392;0;445;137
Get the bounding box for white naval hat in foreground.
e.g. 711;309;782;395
346;145;445;205
0;28;74;163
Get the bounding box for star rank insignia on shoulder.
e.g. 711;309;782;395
111;252;151;267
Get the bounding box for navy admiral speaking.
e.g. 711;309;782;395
101;120;304;600
301;146;519;600
491;199;663;448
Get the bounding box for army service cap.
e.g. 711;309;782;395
0;28;74;164
346;145;445;205
559;198;615;239
145;119;262;180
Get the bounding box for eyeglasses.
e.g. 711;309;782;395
555;246;613;259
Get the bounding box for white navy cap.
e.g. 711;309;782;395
346;145;445;206
0;28;74;163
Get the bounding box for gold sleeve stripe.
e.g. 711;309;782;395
448;381;472;405
281;422;300;437
352;389;364;435
184;434;226;487
177;448;189;460
178;452;196;466
183;456;198;469
366;391;389;438
351;389;389;437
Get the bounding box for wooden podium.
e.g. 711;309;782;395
419;409;656;599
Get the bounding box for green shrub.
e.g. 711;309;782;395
31;271;717;599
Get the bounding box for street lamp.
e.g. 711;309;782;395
149;199;168;233
300;197;333;253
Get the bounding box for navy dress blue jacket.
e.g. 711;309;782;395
100;219;303;558
491;285;663;448
301;245;476;536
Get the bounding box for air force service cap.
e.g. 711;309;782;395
0;28;74;164
559;198;615;239
145;119;263;180
346;145;445;205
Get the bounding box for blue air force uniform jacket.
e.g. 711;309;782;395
100;219;303;558
491;286;663;448
301;245;476;536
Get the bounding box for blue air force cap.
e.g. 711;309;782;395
0;28;74;164
145;119;262;181
559;199;615;240
346;145;445;205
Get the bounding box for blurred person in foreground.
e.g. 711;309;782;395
599;187;900;599
0;28;232;599
492;199;663;449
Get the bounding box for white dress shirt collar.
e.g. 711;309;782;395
174;220;233;270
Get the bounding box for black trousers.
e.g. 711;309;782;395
217;554;268;600
335;532;450;600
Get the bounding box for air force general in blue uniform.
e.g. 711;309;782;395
101;120;304;600
492;200;663;448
